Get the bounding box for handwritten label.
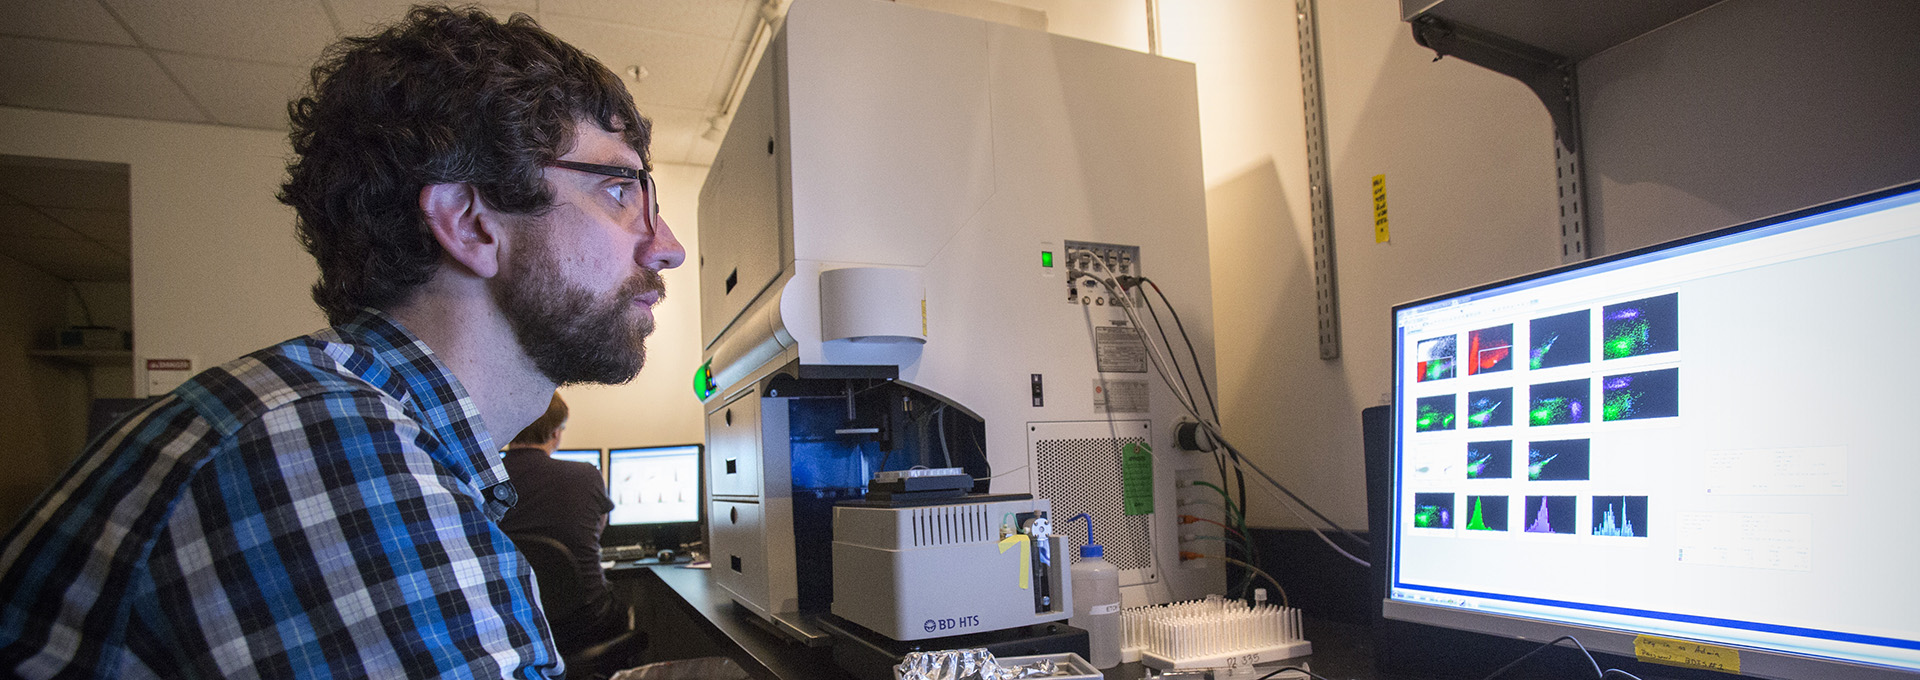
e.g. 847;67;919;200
1634;635;1741;673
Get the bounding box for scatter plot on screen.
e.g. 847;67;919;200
1468;324;1514;375
1603;293;1679;360
1528;439;1590;481
1592;495;1650;537
1414;493;1455;529
1529;379;1590;426
1418;336;1457;382
1467;388;1512;428
1524;495;1577;534
1603;368;1680;421
1416;394;1457;432
1529;310;1590;370
1467;440;1512;479
1465;495;1509;531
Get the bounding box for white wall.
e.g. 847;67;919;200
0;106;318;391
0;105;708;458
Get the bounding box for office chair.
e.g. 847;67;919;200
507;533;648;679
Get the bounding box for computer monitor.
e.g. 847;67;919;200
1387;181;1920;679
602;444;704;549
550;448;603;470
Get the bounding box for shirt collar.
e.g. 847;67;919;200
334;308;510;495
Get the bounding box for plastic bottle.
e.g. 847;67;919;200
1068;514;1121;669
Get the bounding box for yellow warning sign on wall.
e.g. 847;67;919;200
1372;174;1390;243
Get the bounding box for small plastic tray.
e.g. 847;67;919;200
996;652;1103;679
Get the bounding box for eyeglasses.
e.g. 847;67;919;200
547;159;660;232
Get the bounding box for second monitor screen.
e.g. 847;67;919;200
608;445;700;526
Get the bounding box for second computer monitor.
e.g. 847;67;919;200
603;444;703;548
550;448;603;469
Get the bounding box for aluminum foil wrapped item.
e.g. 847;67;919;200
894;649;1071;679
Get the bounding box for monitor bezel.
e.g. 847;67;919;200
600;443;705;550
549;447;605;479
1383;179;1920;680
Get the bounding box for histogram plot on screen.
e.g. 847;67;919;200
1468;324;1514;375
1416;394;1457;432
1467;440;1512;479
1603;368;1679;421
1603;293;1679;360
1592;495;1649;537
1418;336;1457;382
1524;496;1577;534
1467;388;1512;428
1413;493;1455;529
1465;495;1509;531
1528;439;1590;481
1529;379;1590;426
1529;310;1590;369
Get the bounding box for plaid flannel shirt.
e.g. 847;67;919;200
0;310;561;679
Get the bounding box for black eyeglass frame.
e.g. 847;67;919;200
547;159;661;232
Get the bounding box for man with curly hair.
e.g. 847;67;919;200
0;6;681;678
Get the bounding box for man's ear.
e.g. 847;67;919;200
420;182;504;279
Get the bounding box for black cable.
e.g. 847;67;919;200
1254;665;1335;680
1225;440;1370;549
1119;273;1368;556
1132;280;1204;425
1480;636;1602;680
1140;278;1219;423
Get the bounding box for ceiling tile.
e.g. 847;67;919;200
154;52;305;130
0;204;86;240
0;35;210;123
542;14;734;111
0;0;139;45
541;0;750;41
0;235;129;282
0;158;132;211
102;0;336;66
640;104;712;170
41;206;129;246
324;0;540;35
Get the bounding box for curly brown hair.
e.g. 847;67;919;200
281;5;650;324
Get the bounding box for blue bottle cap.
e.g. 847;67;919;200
1080;544;1103;559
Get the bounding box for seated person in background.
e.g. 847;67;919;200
499;393;629;647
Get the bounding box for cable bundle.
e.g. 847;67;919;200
1121;598;1311;672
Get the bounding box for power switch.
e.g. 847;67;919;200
1031;373;1044;407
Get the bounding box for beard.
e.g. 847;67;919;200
490;224;666;386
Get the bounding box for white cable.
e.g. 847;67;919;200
1248;475;1370;568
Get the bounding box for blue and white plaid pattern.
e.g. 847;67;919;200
0;310;561;679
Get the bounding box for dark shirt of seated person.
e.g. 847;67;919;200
499;393;626;644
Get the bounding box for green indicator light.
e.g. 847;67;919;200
1041;251;1054;268
693;362;715;400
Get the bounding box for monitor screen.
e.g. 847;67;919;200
607;444;702;527
551;448;602;470
1387;182;1920;679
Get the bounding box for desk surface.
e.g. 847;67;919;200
634;565;1409;680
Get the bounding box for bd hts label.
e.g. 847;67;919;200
922;615;982;633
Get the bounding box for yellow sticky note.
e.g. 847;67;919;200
997;535;1031;590
1633;635;1741;673
1371;174;1390;243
